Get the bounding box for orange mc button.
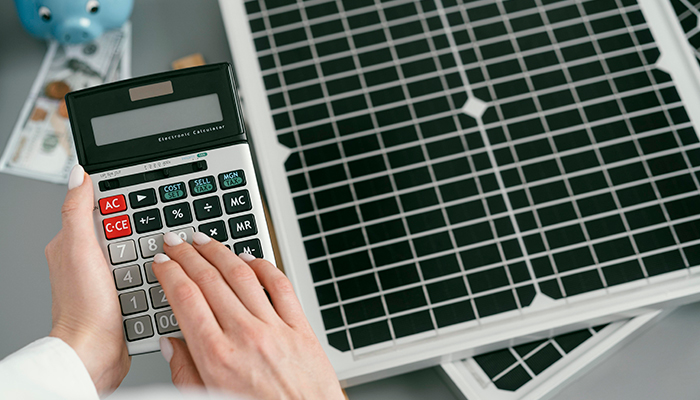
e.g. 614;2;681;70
103;214;132;240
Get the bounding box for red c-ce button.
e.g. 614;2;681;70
99;195;127;215
103;215;132;240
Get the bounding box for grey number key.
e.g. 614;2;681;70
139;234;164;258
113;265;142;290
119;290;148;315
108;240;137;264
124;315;154;341
149;285;169;309
144;262;158;284
171;227;195;244
155;310;180;334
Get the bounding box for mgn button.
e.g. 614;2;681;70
228;214;257;239
234;239;263;259
199;220;228;242
133;209;163;234
108;240;137;264
223;190;252;215
159;182;187;202
218;170;246;190
99;195;127;215
103;214;132;240
149;285;169;309
163;202;193;227
155;310;180;334
129;188;157;209
189;176;216;196
124;315;154;341
194;196;222;221
113;265;142;290
119;290;148;315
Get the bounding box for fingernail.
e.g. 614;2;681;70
67;164;84;190
193;232;211;245
164;232;183;246
160;337;173;363
238;253;256;262
154;253;170;263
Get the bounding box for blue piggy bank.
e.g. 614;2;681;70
14;0;133;44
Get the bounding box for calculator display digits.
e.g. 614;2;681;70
66;64;276;355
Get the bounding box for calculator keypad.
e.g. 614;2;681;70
149;285;169;309
125;315;154;341
139;234;164;258
229;214;257;239
199;220;228;242
155;310;180;334
103;214;132;240
113;265;142;290
120;290;149;315
129;188;157;209
101;166;265;344
109;240;137;264
193;196;222;221
133;209;163;234
164;202;193;227
223;190;252;214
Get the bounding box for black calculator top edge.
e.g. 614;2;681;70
65;63;248;175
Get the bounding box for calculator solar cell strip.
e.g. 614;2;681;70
671;0;700;63
244;0;700;352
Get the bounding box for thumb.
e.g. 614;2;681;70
161;337;204;388
61;164;95;235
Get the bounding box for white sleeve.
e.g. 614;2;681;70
0;336;99;400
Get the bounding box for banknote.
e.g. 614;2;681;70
0;22;131;184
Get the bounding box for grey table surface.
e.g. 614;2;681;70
0;1;699;399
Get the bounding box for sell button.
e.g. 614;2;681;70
103;214;132;240
99;195;127;215
189;175;216;196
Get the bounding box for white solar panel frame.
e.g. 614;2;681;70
438;310;667;400
219;0;700;386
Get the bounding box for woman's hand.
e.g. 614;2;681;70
45;165;130;394
153;231;344;400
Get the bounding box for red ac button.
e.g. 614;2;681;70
103;214;132;240
99;195;127;215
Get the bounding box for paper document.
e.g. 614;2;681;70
0;22;132;184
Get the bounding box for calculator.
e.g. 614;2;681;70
65;63;277;355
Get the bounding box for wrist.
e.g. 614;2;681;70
50;323;130;395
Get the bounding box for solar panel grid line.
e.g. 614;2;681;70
489;0;608;293
257;10;651;112
527;0;653;282
275;0;405;353
432;0;547;300
610;0;699;270
366;0;489;327
283;118;695;196
311;231;700;304
233;0;700;364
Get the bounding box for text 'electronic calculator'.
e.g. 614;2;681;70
65;63;277;355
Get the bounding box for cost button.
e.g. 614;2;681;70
159;182;187;202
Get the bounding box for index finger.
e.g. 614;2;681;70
152;254;226;355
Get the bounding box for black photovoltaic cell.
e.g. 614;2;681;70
245;0;700;352
671;0;700;63
473;325;602;391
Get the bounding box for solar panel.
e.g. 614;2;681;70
671;0;700;62
439;311;666;400
219;0;700;384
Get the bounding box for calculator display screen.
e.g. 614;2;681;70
91;93;223;146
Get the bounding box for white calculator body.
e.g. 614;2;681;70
65;64;276;355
